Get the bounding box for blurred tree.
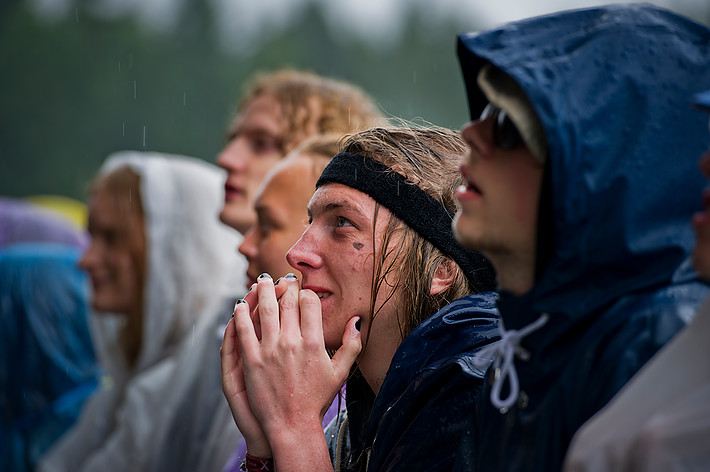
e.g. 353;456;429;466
0;1;482;201
20;1;710;201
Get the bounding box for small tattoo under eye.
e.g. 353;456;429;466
353;242;364;250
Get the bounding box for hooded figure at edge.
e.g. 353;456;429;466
453;5;710;471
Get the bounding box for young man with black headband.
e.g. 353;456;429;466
452;4;710;471
221;126;500;472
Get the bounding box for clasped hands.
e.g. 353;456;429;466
220;273;362;458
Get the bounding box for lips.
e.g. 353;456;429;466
224;182;245;201
245;274;257;289
456;165;482;202
460;165;482;194
302;285;333;300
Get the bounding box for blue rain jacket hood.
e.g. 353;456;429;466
456;4;710;471
340;293;500;472
1;244;99;472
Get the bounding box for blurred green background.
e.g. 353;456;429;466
1;0;709;202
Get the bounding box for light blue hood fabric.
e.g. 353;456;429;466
0;244;99;472
456;4;710;471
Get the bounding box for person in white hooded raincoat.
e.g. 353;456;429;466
38;151;246;472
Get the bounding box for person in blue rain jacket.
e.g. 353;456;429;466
452;5;710;471
0;243;99;472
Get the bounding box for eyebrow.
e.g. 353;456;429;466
307;199;365;221
255;203;284;224
228;125;277;141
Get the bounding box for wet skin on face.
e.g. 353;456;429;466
217;94;286;235
238;155;320;288
286;183;402;353
454;114;544;294
79;191;145;316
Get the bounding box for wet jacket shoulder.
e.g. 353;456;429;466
363;292;500;472
457;5;710;471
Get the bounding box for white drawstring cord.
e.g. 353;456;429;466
473;313;549;412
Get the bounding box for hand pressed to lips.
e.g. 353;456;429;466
225;274;361;468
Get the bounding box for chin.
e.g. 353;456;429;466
219;207;253;234
92;299;116;314
453;216;480;250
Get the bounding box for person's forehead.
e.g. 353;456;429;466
257;159;314;209
231;94;284;136
308;183;375;216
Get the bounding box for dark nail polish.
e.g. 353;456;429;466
236;298;246;304
258;273;271;279
285;272;297;279
355;319;361;331
274;277;282;285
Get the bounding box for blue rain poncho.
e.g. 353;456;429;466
456;5;710;471
0;243;99;472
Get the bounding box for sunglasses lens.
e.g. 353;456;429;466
495;112;523;149
479;103;523;150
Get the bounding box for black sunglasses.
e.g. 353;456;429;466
480;103;523;150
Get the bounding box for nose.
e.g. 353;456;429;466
286;226;323;273
216;138;247;172
78;241;98;272
238;225;258;260
461;118;494;158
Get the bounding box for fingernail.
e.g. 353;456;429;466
274;277;282;285
247;284;255;293
258;273;271;279
355;318;361;331
236;298;246;305
285;272;297;279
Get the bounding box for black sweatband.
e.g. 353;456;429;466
316;152;495;292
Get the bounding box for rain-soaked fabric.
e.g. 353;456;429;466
330;293;500;471
38;152;246;472
0;243;99;472
149;296;247;472
456;4;710;471
0;197;88;249
564;296;710;471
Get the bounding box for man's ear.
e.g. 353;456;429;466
430;259;457;295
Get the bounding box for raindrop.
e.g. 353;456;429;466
122;122;125;136
143;126;147;148
134;80;137;99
